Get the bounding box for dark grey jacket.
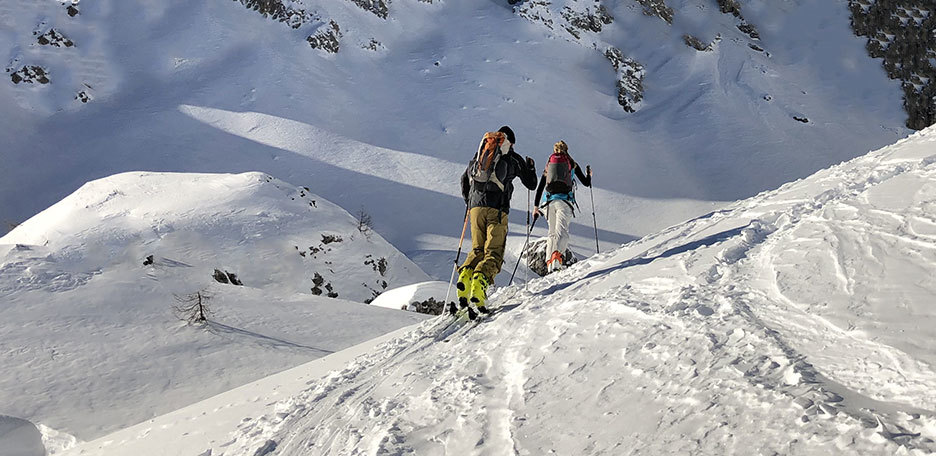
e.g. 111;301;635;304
461;148;538;213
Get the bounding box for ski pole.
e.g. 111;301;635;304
525;188;532;247
508;212;539;286
444;207;470;307
588;165;599;254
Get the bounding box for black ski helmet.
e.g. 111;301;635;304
497;126;516;144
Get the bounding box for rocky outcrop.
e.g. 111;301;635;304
232;0;313;29
605;47;645;113
307;21;341;53
37;29;74;47
636;0;674;24
560;5;613;38
515;1;612;38
8;66;50;84
364;255;388;276
311;272;338;298
513;1;645;113
409;297;446;315
521;238;578;277
684;34;713;52
849;0;936;129
717;0;742;17
213;269;244;285
714;0;761;42
363;38;383;51
348;0;390;19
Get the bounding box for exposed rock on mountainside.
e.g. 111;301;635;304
36;28;74;47
605;47;645;113
408;296;445;315
213;269;244;285
8;66;50;85
560;4;613;37
848;0;936;129
714;0;761;42
348;0;390;19
307;21;341;53
3;0;926;129
521;238;578;277
230;0;388;55
75;87;92;103
233;0;314;28
717;0;741;17
513;0;645;113
684;34;713;52
636;0;674;24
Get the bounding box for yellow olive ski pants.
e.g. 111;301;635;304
460;207;508;282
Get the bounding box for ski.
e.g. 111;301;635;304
432;305;473;341
442;306;500;342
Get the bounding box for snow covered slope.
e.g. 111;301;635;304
0;0;911;279
104;125;936;455
0;171;430;442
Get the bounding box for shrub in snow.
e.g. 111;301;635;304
173;290;213;324
356;207;374;237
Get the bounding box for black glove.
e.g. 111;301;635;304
526;156;535;168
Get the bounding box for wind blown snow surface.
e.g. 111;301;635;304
196;126;936;455
0;171;429;445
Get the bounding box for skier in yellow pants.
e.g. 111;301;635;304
456;126;537;316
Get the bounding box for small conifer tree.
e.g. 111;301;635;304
173;290;213;324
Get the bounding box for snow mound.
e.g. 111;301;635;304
2;171;428;302
212;126;936;455
0;171;429;442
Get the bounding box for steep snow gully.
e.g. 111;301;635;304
211;129;936;455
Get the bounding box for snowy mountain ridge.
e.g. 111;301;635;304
0;171;430;443
65;125;936;456
0;0;911;279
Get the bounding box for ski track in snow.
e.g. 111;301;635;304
218;129;936;456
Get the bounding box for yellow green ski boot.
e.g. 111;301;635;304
469;272;491;315
456;267;474;310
